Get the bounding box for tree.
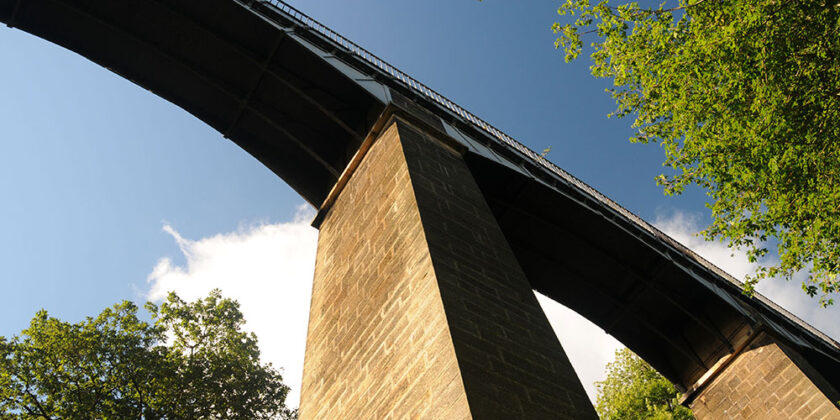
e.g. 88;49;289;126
0;290;297;419
596;348;694;419
552;0;840;306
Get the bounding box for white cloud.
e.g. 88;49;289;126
534;208;840;404
146;205;839;410
653;209;840;342
535;293;623;402
147;204;318;408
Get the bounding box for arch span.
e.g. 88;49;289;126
3;0;839;416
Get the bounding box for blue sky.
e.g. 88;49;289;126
1;0;837;407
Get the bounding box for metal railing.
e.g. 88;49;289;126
257;0;680;268
258;1;591;188
249;0;840;350
251;0;698;258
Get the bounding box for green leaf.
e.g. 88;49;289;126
553;0;840;306
0;291;295;419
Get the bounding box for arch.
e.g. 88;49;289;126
3;0;838;415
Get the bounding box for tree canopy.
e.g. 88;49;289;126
596;348;694;419
0;290;296;419
553;0;840;305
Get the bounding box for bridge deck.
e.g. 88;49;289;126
2;0;838;398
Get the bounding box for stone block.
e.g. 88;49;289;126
299;117;595;419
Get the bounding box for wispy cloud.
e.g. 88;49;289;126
534;208;840;403
146;205;318;408
653;209;840;341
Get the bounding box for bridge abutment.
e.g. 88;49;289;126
299;116;596;419
687;331;840;419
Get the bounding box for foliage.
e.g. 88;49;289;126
0;290;296;419
596;348;694;419
553;0;840;305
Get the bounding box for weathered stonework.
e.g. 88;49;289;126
690;332;840;419
299;116;595;419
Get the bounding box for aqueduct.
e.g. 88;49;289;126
3;0;839;418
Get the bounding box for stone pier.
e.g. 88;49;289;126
687;332;840;419
299;116;596;419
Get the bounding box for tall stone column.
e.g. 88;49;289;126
299;116;596;419
688;332;840;419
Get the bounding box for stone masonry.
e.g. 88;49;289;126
299;116;596;419
690;332;840;419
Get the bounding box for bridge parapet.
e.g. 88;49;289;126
2;0;838;416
